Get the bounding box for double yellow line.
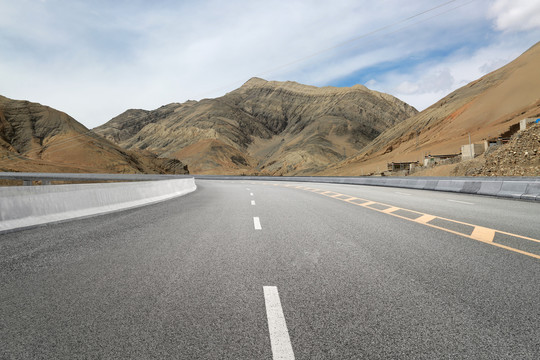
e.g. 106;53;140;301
271;183;540;260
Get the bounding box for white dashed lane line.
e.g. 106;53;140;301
395;191;411;196
447;199;474;205
253;217;262;230
263;286;295;360
250;192;254;196
251;200;256;205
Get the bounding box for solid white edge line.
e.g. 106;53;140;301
254;217;262;230
251;200;256;205
263;286;295;360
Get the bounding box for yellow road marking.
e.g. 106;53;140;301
272;183;540;260
470;226;496;242
415;214;436;224
361;201;376;206
321;191;340;196
496;229;540;243
381;207;400;214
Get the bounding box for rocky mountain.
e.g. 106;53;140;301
323;41;540;175
0;95;188;174
95;78;417;175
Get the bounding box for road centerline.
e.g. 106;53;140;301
263;286;295;360
275;183;540;259
253;217;262;230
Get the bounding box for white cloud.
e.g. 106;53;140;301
0;0;539;128
3;0;398;127
364;38;539;111
488;0;540;31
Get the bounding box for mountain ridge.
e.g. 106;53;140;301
0;95;189;174
96;78;417;174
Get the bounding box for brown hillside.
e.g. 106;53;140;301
322;41;540;175
95;78;417;175
0;95;188;174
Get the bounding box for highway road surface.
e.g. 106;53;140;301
1;180;539;359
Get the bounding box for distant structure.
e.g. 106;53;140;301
389;117;540;173
423;153;460;167
387;161;419;173
461;143;485;160
483;139;499;150
520;117;540;130
460;118;536;161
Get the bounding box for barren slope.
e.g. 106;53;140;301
322;41;540;175
96;78;417;174
0;96;188;174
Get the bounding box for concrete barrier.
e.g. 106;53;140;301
0;178;196;233
422;179;440;190
461;181;482;194
193;175;540;201
435;180;465;193
521;182;540;201
477;181;503;196
496;181;530;199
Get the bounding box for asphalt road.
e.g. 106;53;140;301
1;180;539;359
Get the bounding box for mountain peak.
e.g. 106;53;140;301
242;77;268;87
239;77;375;97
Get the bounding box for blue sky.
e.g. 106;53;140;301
1;0;539;128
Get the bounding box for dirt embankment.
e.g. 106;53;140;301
451;123;540;176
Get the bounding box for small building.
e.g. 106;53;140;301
423;154;460;167
483;139;499;151
520;118;540;131
461;143;485;160
387;161;419;172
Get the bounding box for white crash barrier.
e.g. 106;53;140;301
0;178;196;233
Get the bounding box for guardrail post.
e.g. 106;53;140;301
42;180;51;185
23;180;32;186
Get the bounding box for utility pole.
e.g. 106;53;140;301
468;132;472;158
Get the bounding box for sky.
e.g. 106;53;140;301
1;0;539;129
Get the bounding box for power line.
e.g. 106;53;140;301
256;0;464;77
191;0;473;99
